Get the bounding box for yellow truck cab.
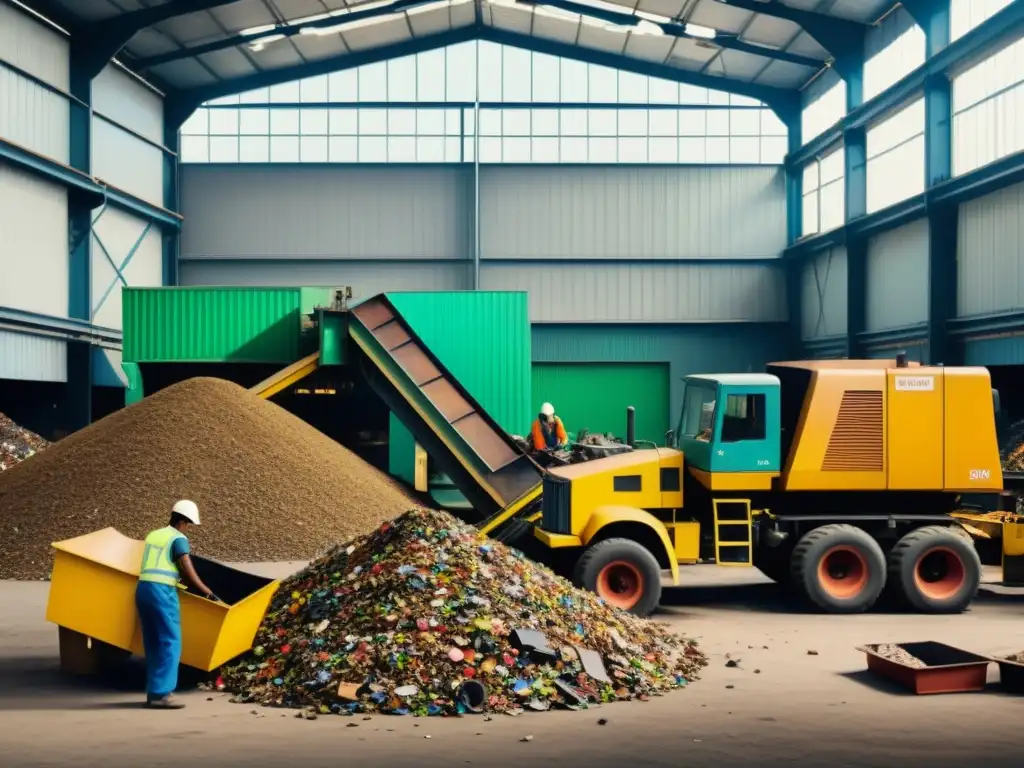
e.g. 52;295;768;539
533;359;1001;618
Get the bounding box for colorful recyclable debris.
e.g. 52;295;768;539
0;412;49;471
220;508;707;716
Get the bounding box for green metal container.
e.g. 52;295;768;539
386;291;532;486
122;286;336;364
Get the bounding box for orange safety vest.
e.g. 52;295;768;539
531;416;567;450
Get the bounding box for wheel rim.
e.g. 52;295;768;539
596;560;644;610
913;547;966;601
816;546;869;599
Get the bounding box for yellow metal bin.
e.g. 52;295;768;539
46;528;279;672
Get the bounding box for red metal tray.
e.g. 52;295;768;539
856;642;991;695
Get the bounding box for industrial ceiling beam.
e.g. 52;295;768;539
519;0;826;69
710;0;867;79
132;0;435;69
76;0;243;80
165;25;480;127
482;26;799;114
165;20;798;129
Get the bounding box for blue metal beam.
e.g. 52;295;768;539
0;137;103;204
518;0;825;69
163;118;181;286
100;184;183;229
787;0;1024;168
0;307;122;348
711;0;866;78
171;23;799;119
947;310;1024;338
132;0;436;69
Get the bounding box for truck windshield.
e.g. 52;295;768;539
679;384;717;442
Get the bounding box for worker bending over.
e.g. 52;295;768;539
531;402;568;452
136;499;220;709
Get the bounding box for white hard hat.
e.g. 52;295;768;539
540;402;555;417
172;499;201;525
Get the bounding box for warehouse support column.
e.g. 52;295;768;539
162;119;180;287
783;113;803;358
842;57;866;361
904;0;957;365
66;43;95;431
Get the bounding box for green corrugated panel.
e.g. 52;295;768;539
123;287;321;363
386;291;532;484
532;363;669;444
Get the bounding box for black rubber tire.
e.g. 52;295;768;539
888;525;981;614
790;524;887;614
574;538;662;617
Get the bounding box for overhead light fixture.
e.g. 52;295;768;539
249;34;285;51
240;23;277;36
684;22;716;39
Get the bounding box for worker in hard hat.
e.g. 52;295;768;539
531;402;568;453
135;499;220;709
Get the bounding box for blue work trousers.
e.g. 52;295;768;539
135;580;182;699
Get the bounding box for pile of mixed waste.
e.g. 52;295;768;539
220;508;706;716
0;411;49;471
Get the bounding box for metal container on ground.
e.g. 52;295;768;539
857;642;991;695
993;655;1024;693
46;528;279;672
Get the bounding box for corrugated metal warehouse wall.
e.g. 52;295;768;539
179;162;789;433
0;2;69;383
180;165;472;261
865;220;930;333
0;0;172;433
477;166;786;261
800;246;847;349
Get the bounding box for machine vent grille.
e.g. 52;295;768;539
821;390;884;472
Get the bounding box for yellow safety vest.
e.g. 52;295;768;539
138;526;185;587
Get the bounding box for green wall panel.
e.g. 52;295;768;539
387;291;532;484
532;362;669;443
123;286;334;363
531;323;790;432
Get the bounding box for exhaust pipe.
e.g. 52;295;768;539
626;406;636;448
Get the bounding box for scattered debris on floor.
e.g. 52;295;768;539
0;411;48;471
0;377;419;579
873;644;927;669
220;508;707;716
1004;651;1024;663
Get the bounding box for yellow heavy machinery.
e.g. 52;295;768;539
533;358;1007;616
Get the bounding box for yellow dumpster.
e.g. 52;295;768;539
46;528;279;672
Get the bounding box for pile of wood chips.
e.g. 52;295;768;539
0;377;421;580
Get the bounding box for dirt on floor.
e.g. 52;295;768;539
2;568;1023;768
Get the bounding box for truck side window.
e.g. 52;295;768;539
721;394;766;443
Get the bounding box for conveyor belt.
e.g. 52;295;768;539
249;351;320;399
349;295;543;520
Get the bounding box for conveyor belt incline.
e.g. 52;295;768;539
349;295;543;520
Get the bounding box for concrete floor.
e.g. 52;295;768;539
2;567;1023;768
